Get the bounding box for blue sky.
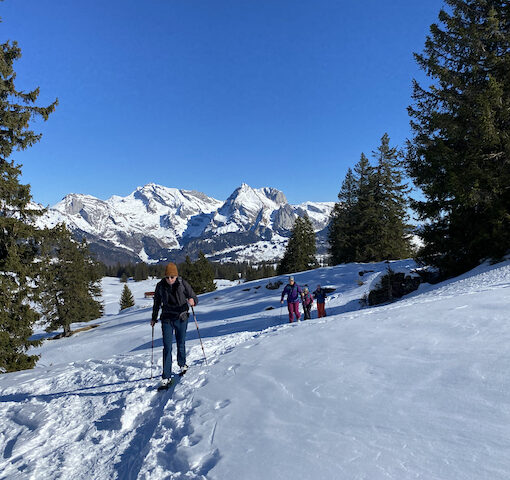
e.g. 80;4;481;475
2;0;444;206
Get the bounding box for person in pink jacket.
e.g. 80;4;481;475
302;287;314;319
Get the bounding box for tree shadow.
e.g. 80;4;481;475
0;377;153;404
132;295;365;353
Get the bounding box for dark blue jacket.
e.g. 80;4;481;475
313;288;327;303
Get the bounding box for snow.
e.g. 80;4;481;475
1;259;510;479
36;184;224;257
35;183;335;264
206;237;287;263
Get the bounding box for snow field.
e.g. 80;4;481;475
1;259;510;479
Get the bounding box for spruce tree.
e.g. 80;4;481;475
179;255;196;284
373;133;412;260
329;154;379;263
194;252;216;294
277;215;318;274
329;168;359;264
119;284;135;311
134;262;149;282
407;0;510;277
329;139;412;264
353;153;381;262
39;225;103;337
0;35;57;371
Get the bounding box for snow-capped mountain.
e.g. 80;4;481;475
37;183;334;265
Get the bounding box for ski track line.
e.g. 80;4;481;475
0;321;287;480
134;328;278;479
125;322;294;478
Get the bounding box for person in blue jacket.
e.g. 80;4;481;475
313;284;327;317
280;276;303;323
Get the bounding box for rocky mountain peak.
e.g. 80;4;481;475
37;183;334;265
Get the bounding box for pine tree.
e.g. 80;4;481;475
407;0;510;277
0;35;57;372
119;284;135;311
39;225;103;337
277;215;318;274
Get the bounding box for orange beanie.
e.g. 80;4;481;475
165;262;178;277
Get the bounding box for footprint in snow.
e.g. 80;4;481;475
214;399;231;409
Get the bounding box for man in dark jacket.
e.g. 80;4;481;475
151;262;198;388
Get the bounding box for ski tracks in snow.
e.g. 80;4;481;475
0;326;278;479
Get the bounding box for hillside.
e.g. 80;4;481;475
1;259;509;479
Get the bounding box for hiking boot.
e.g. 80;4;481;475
179;364;188;376
158;378;172;390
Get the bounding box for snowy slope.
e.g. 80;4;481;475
1;259;510;479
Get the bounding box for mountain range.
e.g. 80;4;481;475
37;183;335;265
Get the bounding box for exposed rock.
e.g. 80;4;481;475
367;269;422;306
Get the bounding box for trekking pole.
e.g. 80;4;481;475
191;306;208;365
151;324;154;379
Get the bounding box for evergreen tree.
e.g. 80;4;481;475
277;215;318;275
245;261;277;281
179;255;196;284
194;252;216;294
353;153;381;262
119;284;135;311
373;133;412;260
39;225;103;337
176;254;216;294
329;138;412;264
0;35;57;372
407;0;510;277
134;262;149;282
329;154;379;263
328;168;358;264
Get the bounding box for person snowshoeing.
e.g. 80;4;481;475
313;284;327;318
151;262;198;389
302;287;313;320
280;276;303;323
